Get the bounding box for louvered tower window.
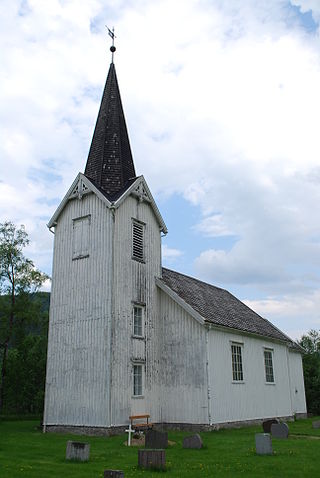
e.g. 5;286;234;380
132;220;145;262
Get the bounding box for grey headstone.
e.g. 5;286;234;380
66;441;90;461
182;433;203;449
145;429;168;449
255;433;273;455
312;420;320;429
138;449;166;470
104;471;124;478
262;418;280;433
271;422;289;439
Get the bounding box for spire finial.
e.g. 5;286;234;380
106;26;116;63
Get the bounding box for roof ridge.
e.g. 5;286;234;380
162;267;227;293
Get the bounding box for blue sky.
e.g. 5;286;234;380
1;0;320;339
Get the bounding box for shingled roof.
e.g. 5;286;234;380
161;268;297;345
84;62;136;200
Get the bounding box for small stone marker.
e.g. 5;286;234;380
255;433;273;455
145;429;168;449
66;441;90;461
182;433;203;449
271;422;289;439
262;418;279;433
138;449;166;470
312;420;320;429
104;471;124;478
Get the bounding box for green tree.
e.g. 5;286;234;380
299;329;320;415
0;221;49;412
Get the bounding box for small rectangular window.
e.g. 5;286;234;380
133;364;143;396
264;349;274;383
133;306;144;337
72;215;90;259
231;343;244;381
132;220;144;262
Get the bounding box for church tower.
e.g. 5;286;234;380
44;49;167;431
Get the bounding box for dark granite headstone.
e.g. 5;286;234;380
262;418;280;433
271;422;289;439
145;429;168;449
104;471;124;478
66;441;90;461
138;449;166;470
255;433;273;455
182;433;203;449
312;420;320;429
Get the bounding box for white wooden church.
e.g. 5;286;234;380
43;52;307;434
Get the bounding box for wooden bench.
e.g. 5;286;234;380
129;414;153;431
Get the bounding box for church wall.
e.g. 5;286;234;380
158;290;209;424
207;328;303;423
44;192;114;427
110;194;162;426
287;350;307;415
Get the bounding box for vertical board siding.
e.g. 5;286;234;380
287;351;307;414
110;195;162;426
158;290;208;424
44;193;113;427
207;329;304;423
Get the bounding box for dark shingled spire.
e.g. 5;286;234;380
84;62;136;200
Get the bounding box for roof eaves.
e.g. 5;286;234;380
47;173;112;228
156;277;205;325
114;176;168;234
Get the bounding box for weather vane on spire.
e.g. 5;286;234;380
106;26;116;63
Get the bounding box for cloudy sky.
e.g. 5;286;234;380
1;0;320;340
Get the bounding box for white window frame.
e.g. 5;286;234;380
133;305;144;338
133;363;144;397
72;215;91;260
231;342;244;382
132;219;145;262
264;348;275;384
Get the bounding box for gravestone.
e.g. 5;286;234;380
138;449;166;470
262;418;279;433
66;441;90;461
145;429;168;449
271;422;289;439
104;471;124;478
255;433;273;455
312;420;320;429
183;433;203;449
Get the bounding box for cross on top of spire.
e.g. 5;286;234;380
106;26;116;63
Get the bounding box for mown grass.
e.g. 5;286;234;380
0;417;319;477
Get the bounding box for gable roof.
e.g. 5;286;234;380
84;62;136;200
159;268;298;347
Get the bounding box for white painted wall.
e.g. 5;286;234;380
158;290;209;424
110;194;163;426
44;192;113;427
207;328;306;423
287;350;307;414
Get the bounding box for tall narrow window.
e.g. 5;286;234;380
264;349;274;383
132;220;144;262
133;305;144;337
133;364;143;396
231;343;244;381
72;215;90;259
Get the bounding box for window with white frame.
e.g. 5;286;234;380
133;305;144;337
72;215;90;259
231;343;244;381
132;220;145;262
133;364;143;396
264;349;274;383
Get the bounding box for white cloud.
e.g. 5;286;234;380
162;244;183;261
1;0;320;336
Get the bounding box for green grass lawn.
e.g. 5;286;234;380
0;418;319;477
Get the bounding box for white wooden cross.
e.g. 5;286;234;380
125;424;135;446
